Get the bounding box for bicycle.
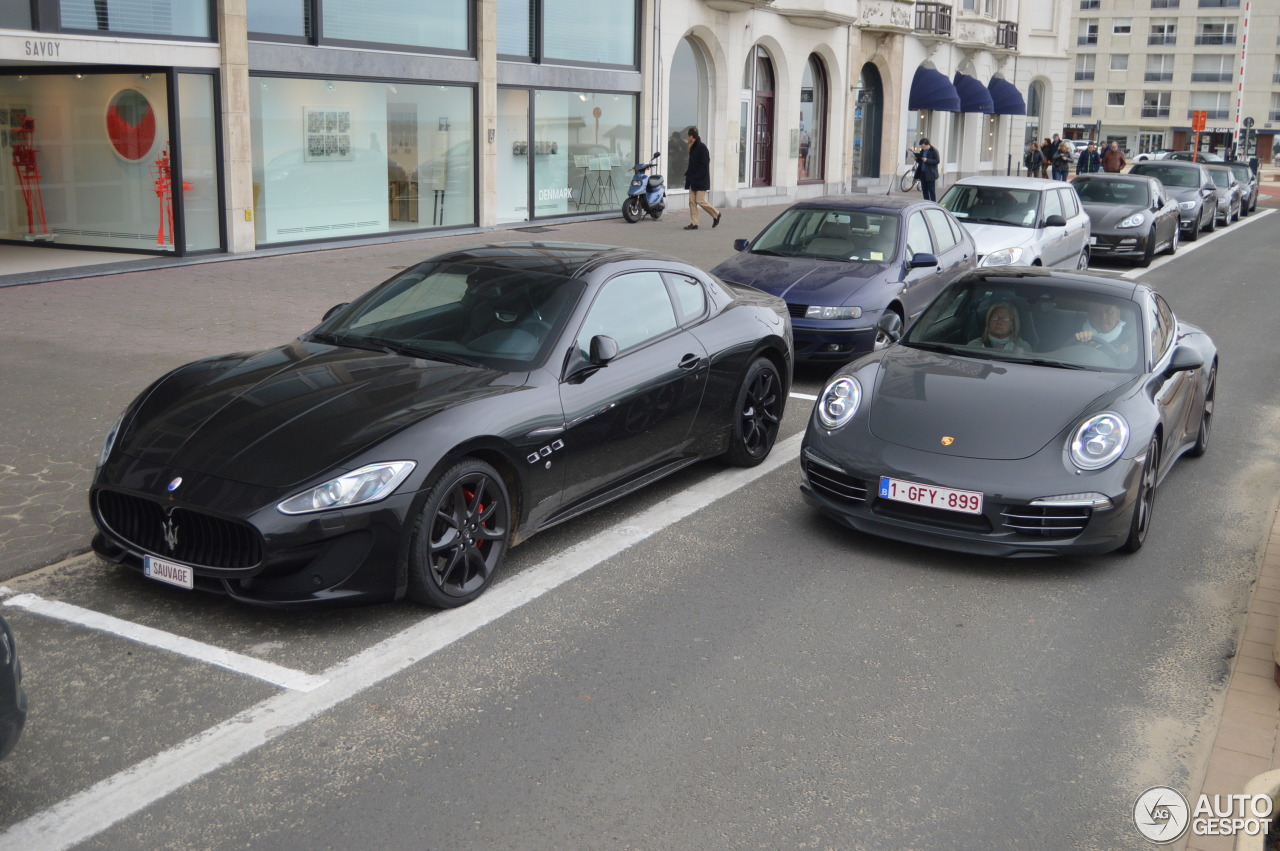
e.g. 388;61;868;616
897;163;919;193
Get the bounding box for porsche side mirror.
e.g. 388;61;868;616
323;302;350;321
589;335;619;365
906;252;939;269
876;311;903;345
1044;214;1068;228
1165;344;1204;376
733;238;751;252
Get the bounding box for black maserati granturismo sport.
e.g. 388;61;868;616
91;243;793;608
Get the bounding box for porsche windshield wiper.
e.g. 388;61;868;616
1000;355;1089;370
362;337;484;368
308;331;377;350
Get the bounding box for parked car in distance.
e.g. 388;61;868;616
91;243;794;609
0;613;26;760
1224;161;1259;216
1203;164;1243;226
1070;140;1092;155
939;175;1092;270
1132;150;1172;162
800;267;1217;557
1073;173;1181;267
1165;151;1225;163
711;194;976;363
1127;160;1218;241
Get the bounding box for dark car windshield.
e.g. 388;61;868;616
1074;178;1150;207
308;261;585;370
939;185;1040;227
903;277;1143;372
1207;169;1232;188
750;208;900;262
1132;165;1200;188
1227;163;1252;183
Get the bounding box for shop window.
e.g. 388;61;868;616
531;90;636;218
247;0;468;52
59;0;212;38
250;77;476;245
498;0;637;68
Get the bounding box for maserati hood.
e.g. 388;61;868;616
867;346;1134;460
711;253;892;306
118;341;518;487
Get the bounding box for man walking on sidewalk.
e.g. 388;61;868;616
683;127;721;231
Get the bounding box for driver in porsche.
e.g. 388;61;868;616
1074;301;1134;355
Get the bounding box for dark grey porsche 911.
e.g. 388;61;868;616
801;267;1216;556
91;243;792;608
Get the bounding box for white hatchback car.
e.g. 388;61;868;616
939;176;1093;269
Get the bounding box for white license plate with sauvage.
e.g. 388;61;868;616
143;555;194;589
878;476;983;515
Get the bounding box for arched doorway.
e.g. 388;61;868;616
798;54;827;182
739;46;775;187
853;63;883;179
668;37;710;193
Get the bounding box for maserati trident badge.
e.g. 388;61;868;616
161;517;179;552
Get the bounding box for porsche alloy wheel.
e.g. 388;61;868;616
725;358;782;467
1136;230;1157;268
409;459;511;607
1120;438;1159;554
1189;365;1215;457
1165;225;1179;256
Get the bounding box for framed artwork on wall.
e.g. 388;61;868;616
304;106;353;162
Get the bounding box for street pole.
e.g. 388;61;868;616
1231;0;1251;159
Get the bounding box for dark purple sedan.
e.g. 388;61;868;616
712;195;977;363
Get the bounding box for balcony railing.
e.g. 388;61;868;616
1273;72;1280;84
996;20;1018;49
1195;34;1236;45
1186;108;1229;119
1071;107;1093;116
915;2;953;36
1075;71;1095;81
1270;110;1280;121
1151;0;1179;8
1189;72;1232;82
1148;34;1177;45
1144;71;1173;82
1142;106;1171;118
1198;0;1240;7
1077;34;1098;45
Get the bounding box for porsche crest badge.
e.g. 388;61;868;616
941;436;955;446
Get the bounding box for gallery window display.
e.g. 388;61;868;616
496;88;636;223
0;70;218;252
250;77;475;246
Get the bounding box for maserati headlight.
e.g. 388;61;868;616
1178;200;1197;211
980;247;1026;266
1068;413;1129;471
278;461;416;514
97;408;127;472
1117;213;1146;228
817;376;862;430
805;305;862;321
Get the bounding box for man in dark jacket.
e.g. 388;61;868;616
682;127;720;230
1024;141;1044;178
1076;142;1102;174
912;138;941;201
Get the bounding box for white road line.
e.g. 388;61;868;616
790;392;818;401
0;431;805;851
1;594;327;693
1122;207;1274;279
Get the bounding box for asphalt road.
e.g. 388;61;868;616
1;202;1278;849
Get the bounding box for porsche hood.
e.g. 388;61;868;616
867;346;1135;460
116;341;518;488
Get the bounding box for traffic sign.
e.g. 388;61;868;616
1243;116;1255;129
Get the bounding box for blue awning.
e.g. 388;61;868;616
908;66;960;112
953;73;994;113
987;76;1026;116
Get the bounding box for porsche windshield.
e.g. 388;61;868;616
939;185;1041;227
1074;179;1150;207
749;208;900;262
311;262;585;369
904;278;1143;373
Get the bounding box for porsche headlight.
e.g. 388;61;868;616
1117;213;1146;228
96;408;127;472
1068;413;1130;471
278;461;416;514
980;247;1025;267
805;305;862;321
817;376;862;430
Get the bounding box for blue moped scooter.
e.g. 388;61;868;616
622;152;665;223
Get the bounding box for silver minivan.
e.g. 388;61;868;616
939;176;1092;269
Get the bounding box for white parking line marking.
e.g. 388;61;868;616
0;432;805;851
1;594;328;693
1122;207;1274;279
790;392;818;401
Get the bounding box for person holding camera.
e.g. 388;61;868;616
912;138;940;201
